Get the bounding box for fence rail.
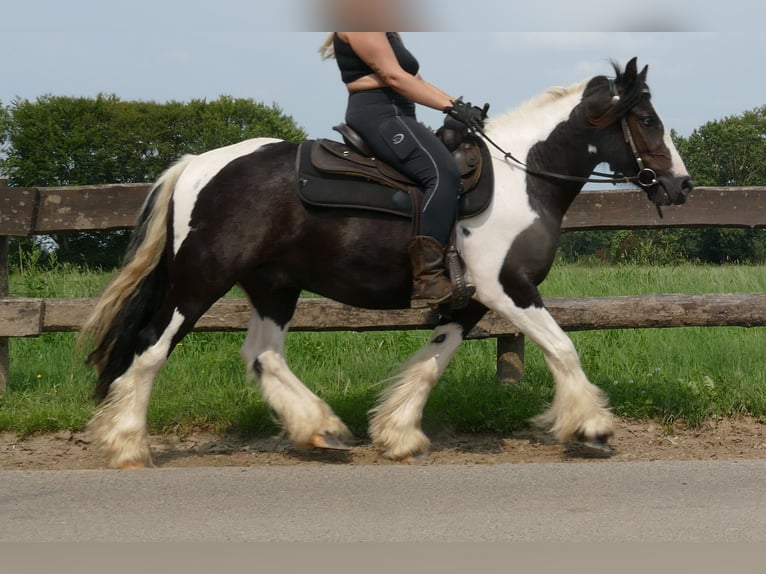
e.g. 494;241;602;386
1;180;765;391
2;183;766;235
2;294;766;338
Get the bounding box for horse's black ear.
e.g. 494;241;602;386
639;64;649;83
624;57;639;81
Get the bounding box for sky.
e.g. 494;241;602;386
2;1;764;141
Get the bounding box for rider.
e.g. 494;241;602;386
321;32;487;308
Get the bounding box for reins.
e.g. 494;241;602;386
474;126;641;186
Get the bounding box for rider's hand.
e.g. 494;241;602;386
444;99;489;131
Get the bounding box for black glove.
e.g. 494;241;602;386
444;98;489;131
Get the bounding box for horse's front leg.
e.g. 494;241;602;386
481;285;614;451
370;302;487;460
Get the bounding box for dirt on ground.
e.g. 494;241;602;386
2;416;766;470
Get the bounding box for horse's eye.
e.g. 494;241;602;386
641;116;655;128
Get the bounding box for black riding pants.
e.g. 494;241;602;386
345;88;460;245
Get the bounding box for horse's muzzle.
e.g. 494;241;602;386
653;175;694;206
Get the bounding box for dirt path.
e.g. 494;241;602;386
2;417;766;470
6;418;766;470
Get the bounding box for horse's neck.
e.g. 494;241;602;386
530;118;601;206
489;97;599;220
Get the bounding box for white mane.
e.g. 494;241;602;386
487;79;590;132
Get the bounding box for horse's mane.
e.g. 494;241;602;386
487;79;590;131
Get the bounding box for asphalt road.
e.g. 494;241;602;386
1;460;765;542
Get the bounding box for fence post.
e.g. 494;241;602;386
0;178;9;393
496;334;525;384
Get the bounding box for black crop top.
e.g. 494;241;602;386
333;32;420;84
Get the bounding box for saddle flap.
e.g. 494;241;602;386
314;139;377;170
312;139;419;189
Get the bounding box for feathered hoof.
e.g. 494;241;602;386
88;421;154;469
531;397;615;447
572;420;614;450
105;444;155;469
371;427;431;462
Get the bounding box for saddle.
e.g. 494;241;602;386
296;123;494;220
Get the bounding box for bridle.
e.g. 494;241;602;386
473;77;664;216
609;79;661;192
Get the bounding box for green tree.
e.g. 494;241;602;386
1;95;306;268
0;100;10;164
674;106;766;187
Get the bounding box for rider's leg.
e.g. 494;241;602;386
346;90;461;307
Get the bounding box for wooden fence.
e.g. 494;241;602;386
1;179;766;392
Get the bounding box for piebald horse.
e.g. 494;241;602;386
83;58;692;468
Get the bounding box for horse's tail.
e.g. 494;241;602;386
80;155;195;401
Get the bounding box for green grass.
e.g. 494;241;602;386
1;262;764;437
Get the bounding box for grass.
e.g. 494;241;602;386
1;261;765;437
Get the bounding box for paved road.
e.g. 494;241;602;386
1;460;764;542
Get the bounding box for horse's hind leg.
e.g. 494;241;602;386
89;276;232;468
239;282;351;450
370;302;487;460
88;303;194;469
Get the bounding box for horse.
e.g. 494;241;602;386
82;58;692;468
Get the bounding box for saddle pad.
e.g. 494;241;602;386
296;136;494;220
297;141;415;218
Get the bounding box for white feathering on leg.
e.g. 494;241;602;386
370;324;463;460
88;310;185;469
241;312;349;448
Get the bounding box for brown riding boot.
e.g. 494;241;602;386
407;236;454;308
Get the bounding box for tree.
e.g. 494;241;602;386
674;106;766;187
1;95;306;268
0;101;10;165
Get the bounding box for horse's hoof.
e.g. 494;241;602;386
310;432;351;451
569;436;613;458
582;439;613;457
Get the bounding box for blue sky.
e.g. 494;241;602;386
3;2;764;140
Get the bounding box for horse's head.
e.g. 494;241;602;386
584;57;693;207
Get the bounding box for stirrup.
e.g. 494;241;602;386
445;244;475;310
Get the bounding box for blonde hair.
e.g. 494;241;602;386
319;33;335;60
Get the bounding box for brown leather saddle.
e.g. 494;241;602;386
296;123;493;220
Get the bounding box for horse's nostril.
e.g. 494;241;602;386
681;177;694;194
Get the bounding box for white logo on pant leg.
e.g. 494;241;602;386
392;133;405;145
